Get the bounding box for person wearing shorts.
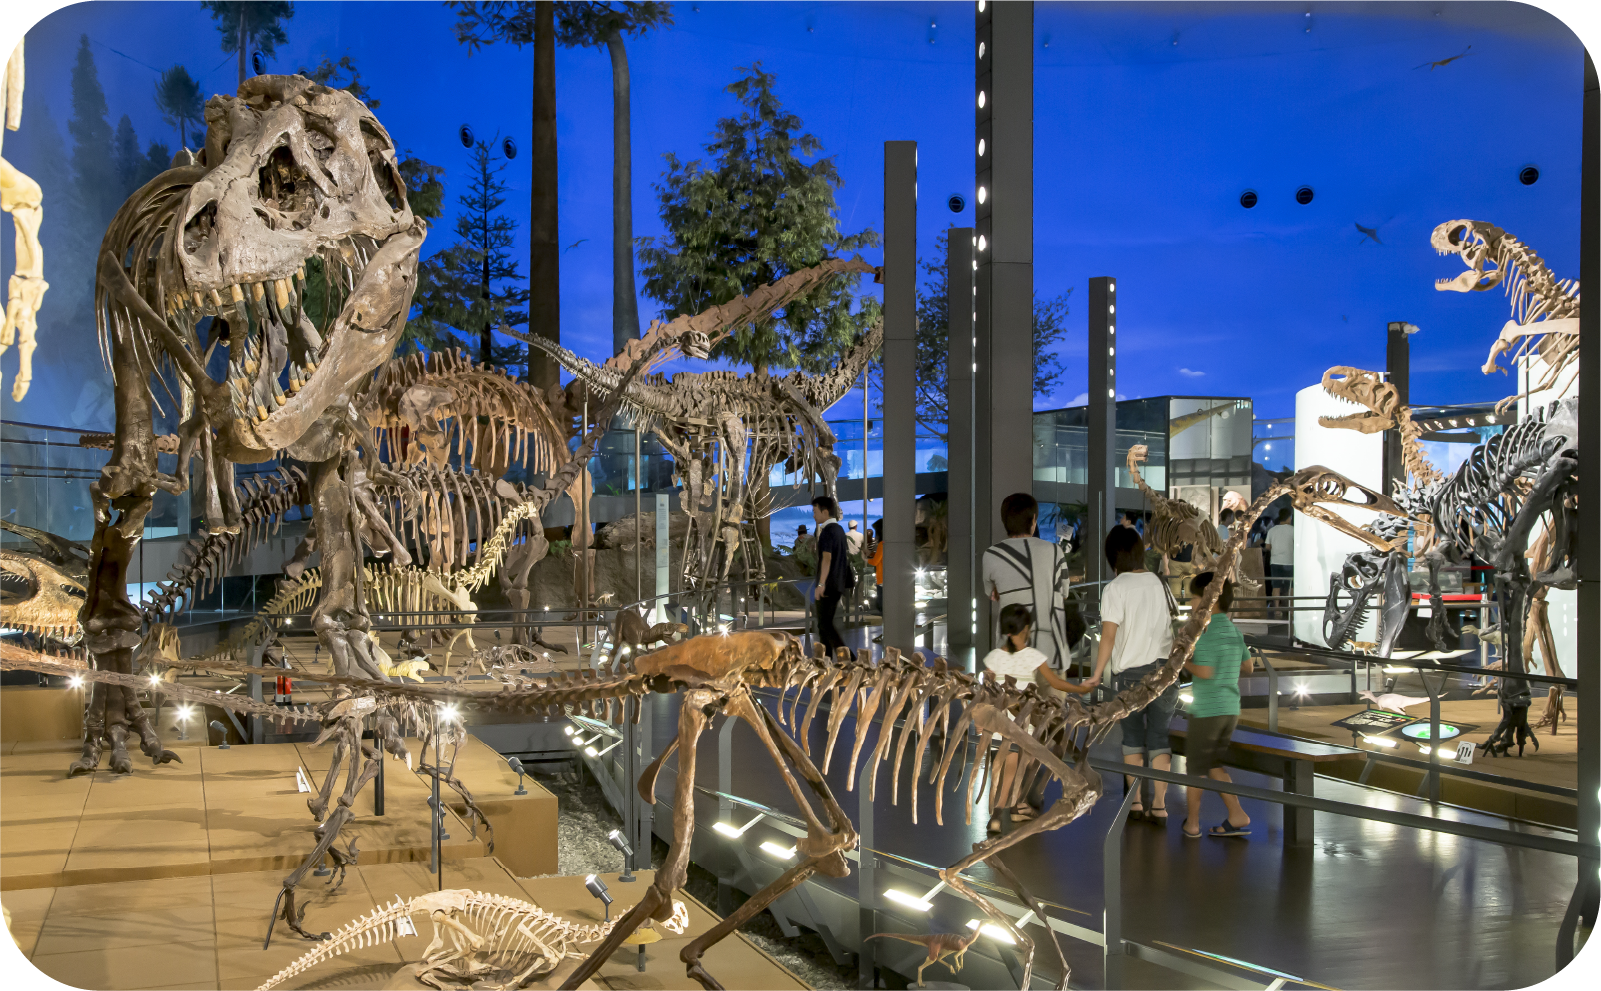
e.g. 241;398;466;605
1085;526;1178;822
1181;571;1254;839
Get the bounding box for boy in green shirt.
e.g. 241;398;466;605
1181;572;1254;839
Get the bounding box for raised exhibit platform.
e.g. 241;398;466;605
1;733;556;891
1235;698;1578;827
4;857;809;991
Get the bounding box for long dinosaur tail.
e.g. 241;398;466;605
256;896;414;990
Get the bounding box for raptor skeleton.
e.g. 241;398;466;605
1431;219;1581;409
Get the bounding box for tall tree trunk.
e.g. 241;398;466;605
608;32;639;355
237;11;247;89
480;250;492;366
528;0;561;393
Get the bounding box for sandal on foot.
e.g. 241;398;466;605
1127;803;1145;821
1145;806;1169;824
1209;819;1250;838
1182;820;1203;839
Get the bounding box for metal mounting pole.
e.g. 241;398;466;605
636;425;643;604
857;759;877;990
1103;784;1140;989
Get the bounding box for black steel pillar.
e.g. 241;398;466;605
1384;322;1412;496
882;141;918;656
1088;277;1118;592
1562;48;1599;965
947;227;976;665
974;0;1034;654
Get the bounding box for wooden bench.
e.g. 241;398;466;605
1168;717;1361;846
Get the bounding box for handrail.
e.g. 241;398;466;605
1087;757;1586;857
1247;636;1579;689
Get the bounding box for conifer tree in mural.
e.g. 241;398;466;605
638;63;881;376
900;228;1073;443
201;0;295;87
152;64;204;153
407;140;530;365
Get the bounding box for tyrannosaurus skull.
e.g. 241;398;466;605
1430;219;1507;293
1318;366;1399;433
106;74;424;464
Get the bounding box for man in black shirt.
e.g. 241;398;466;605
811;495;853;656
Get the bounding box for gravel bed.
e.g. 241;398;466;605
528;763;867;990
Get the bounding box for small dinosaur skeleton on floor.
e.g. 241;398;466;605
863;929;982;986
255;889;689;991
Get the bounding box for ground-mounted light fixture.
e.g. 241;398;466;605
584;874;614;921
209;720;230;749
606;828;636;882
508;757;528;796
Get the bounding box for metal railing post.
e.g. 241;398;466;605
1263;654;1279;733
1103;784;1140;989
1424;671;1442;804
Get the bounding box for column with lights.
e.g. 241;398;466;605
882;141;918;653
974;0;1035;653
1384;322;1413;500
946;227;976;664
1088;277;1117;591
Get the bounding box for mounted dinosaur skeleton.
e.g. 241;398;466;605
1;38;47;401
519;316;883;595
1431;219;1581;409
6;459;1392;989
257;890;690;991
69;73;425;777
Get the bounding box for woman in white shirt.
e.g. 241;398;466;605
982;604;1092;832
1084;527;1180;823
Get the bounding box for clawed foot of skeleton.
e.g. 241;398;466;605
67;743;102;777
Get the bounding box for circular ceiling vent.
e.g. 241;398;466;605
1519;165;1540;186
458;124;475;148
948;194;966;213
1239;190;1258;209
1295;186;1315;205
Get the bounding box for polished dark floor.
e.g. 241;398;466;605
638;691;1578;990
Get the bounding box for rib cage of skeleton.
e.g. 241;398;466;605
0;64;1584;991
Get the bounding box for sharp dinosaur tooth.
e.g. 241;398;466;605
251;281;265;302
271;376;288;406
229;284;245;304
256;403;270;422
275;279;291;309
296;264;307;283
193;291;205;310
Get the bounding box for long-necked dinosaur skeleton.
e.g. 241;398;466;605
521;318;884;595
1125;444;1229;576
1431;219;1581;408
1;38;47;401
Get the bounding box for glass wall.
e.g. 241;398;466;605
1032;397;1171;490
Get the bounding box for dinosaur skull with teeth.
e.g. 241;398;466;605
71;75;425;779
1430;219;1506;293
0;550;86;644
1318;366;1399;433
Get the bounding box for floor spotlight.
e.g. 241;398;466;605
208;720;230;749
508;757;528;796
584;874;613;921
606;828;636;882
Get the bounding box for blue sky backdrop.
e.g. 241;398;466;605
0;1;1586;434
